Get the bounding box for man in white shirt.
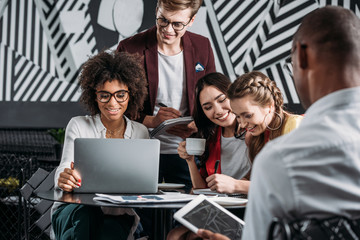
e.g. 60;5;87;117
242;5;360;240
197;5;360;240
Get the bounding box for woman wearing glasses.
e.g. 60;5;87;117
117;0;216;189
52;50;148;239
228;71;303;163
167;72;250;240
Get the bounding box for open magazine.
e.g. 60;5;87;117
149;116;193;138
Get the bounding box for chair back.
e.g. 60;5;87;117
20;167;56;240
268;216;360;240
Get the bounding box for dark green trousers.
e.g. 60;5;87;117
52;204;134;240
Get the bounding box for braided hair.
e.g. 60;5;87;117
227;71;289;162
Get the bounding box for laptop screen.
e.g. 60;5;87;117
74;138;160;193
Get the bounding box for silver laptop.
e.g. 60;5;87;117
73;138;160;193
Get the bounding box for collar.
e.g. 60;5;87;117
93;114;133;139
305;86;360;119
94;114;105;134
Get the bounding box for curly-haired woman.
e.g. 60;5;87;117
52;50;148;239
228;71;303;163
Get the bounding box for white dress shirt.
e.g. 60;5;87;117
242;86;360;240
55;114;149;184
52;114;149;240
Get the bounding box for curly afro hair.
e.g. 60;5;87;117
78;50;148;119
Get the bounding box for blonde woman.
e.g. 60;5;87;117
228;71;303;163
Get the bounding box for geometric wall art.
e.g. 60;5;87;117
0;0;359;127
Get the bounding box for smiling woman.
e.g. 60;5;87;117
227;71;303;163
187;72;251;190
168;72;251;240
52;50;150;240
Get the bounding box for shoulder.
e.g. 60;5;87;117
182;31;215;71
66;115;99;134
117;27;156;52
130;120;148;131
282;114;304;135
184;31;211;47
68;115;96;127
67;115;89;128
127;119;149;139
185;31;211;42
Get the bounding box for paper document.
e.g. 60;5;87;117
94;193;197;204
150;116;193;138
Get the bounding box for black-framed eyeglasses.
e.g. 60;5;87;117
283;44;307;77
283;56;293;77
156;17;192;31
96;90;129;103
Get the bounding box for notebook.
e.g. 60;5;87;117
73;138;160;193
149;116;193;138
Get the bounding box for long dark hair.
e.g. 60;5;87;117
193;72;231;166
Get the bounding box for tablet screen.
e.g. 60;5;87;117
182;198;243;239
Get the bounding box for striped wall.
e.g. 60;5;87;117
0;0;359;127
205;0;359;112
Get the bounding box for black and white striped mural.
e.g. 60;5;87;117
0;0;359;127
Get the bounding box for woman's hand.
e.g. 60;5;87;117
197;229;230;240
58;162;81;192
177;141;195;162
205;174;238;193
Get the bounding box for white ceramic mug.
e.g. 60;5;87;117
186;138;206;156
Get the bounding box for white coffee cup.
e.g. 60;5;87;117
186;138;206;156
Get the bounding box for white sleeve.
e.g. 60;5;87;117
242;143;296;239
54;118;81;189
130;120;150;139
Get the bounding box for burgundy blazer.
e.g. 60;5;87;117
117;26;216;122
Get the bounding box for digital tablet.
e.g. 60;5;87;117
174;195;245;239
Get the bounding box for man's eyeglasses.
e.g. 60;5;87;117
283;56;293;77
96;90;129;103
156;17;191;31
283;44;307;77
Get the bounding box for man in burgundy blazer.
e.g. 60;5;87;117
117;26;215;123
116;0;216;189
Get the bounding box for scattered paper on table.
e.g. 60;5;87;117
94;193;197;204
